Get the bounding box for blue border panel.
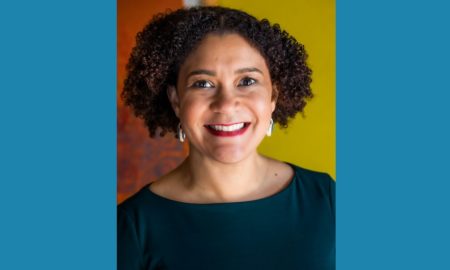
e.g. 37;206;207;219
0;1;116;269
338;0;450;269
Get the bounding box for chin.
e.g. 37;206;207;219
209;148;250;164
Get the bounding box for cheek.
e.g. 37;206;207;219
178;95;208;122
247;92;274;116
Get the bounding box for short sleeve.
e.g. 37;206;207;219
117;207;143;270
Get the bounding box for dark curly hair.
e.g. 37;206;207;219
122;6;313;138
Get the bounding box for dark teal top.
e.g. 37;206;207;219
118;164;335;270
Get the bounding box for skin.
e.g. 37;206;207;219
150;33;293;203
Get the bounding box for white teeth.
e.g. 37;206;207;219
209;123;245;132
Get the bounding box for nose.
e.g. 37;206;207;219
209;86;239;113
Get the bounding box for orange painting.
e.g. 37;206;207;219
117;0;187;204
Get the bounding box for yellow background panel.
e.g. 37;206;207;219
219;0;336;178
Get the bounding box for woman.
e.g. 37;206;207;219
118;6;335;270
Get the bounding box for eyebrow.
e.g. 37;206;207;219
187;69;216;78
186;67;263;78
235;67;263;74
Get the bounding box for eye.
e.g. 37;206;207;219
238;77;257;87
191;80;215;89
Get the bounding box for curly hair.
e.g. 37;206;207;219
122;6;313;138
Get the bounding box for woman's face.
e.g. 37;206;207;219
168;33;276;164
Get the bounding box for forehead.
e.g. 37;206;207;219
180;33;268;72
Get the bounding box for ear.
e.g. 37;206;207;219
271;85;278;113
167;86;180;117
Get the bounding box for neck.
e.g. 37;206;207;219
179;149;269;202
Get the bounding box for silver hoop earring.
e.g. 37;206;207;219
266;118;274;137
177;123;186;142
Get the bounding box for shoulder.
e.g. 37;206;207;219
290;163;334;184
290;163;335;204
118;185;153;218
118;182;177;223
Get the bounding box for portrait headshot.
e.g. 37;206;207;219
5;0;447;268
117;0;335;269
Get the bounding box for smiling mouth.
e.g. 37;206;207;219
204;122;251;137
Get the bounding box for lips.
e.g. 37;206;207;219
204;122;250;137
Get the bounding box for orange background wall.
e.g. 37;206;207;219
117;0;186;204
